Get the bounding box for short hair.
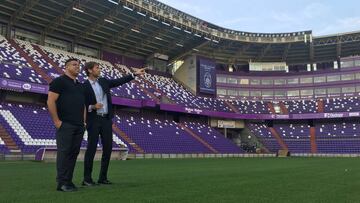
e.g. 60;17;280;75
65;58;80;66
83;61;99;76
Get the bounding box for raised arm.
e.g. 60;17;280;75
108;67;147;88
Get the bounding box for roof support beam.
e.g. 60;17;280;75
233;44;251;63
103;17;149;48
42;0;89;37
169;40;210;63
282;43;291;61
309;42;314;63
127;26;168;54
255;44;271;61
336;36;342;58
10;0;40;25
75;6;124;43
156;33;200;55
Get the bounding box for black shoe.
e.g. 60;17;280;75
57;184;77;192
82;180;97;186
97;180;112;185
69;182;78;189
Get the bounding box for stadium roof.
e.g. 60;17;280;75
0;0;360;65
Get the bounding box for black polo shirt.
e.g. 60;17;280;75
49;74;85;126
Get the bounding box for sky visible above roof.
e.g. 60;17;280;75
159;0;360;36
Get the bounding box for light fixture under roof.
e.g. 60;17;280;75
150;17;159;21
137;11;146;17
108;0;119;5
123;5;133;11
161;21;170;26
155;36;163;40
105;19;114;24
72;7;84;13
176;43;183;47
131;28;140;33
184;30;191;34
194;33;201;37
173;26;181;30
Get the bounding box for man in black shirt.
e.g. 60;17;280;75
82;62;145;186
47;58;86;192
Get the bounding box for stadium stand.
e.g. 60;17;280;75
14;39;61;80
315;120;360;153
283;100;318;114
183;121;244;153
0;35;46;84
40;45;153;100
141;70;233;112
1;39;360;156
0;0;360;159
324;97;360;113
0;100;242;154
247;123;282;153
273;123;311;153
229;100;270;114
113;110;243;153
0;102;129;153
248;120;360;154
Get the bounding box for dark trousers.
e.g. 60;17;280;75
56;122;85;186
84;116;113;182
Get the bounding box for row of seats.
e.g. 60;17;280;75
0;36;46;84
248;121;360;154
247;123;281;152
0;102;241;154
15;39;61;79
324;97;360;112
40;46;152;100
0;103;127;153
283;100;317;114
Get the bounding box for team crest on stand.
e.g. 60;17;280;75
204;72;212;88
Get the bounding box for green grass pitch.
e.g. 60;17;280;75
0;157;360;203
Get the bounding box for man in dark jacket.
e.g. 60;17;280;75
82;61;145;186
